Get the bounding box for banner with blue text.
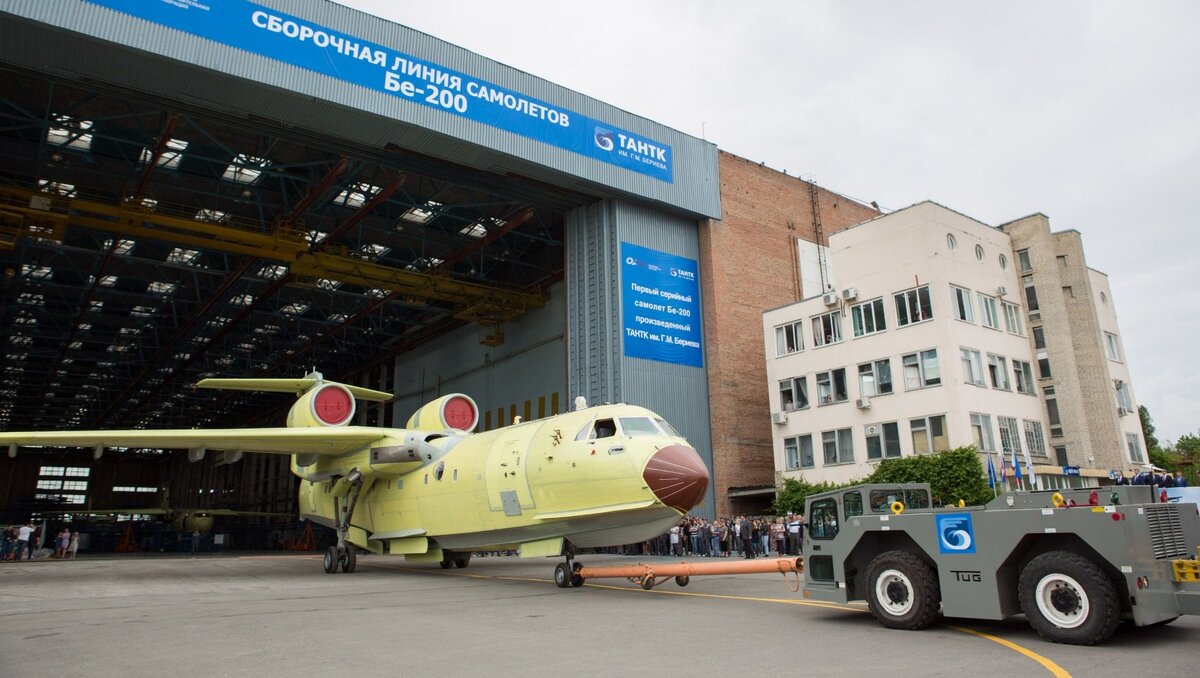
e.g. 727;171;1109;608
620;242;702;368
85;0;673;183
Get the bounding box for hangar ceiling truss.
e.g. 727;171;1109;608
0;68;584;437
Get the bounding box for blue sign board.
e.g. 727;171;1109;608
1062;466;1081;477
84;0;673;183
936;513;976;555
620;243;702;368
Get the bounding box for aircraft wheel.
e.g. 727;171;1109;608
439;558;453;569
554;562;571;588
865;550;940;630
1019;551;1119;645
322;546;339;574
570;562;584;587
675;575;690;587
640;576;655;591
341;546;357;573
454;555;471;569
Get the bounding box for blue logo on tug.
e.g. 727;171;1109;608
937;513;976;554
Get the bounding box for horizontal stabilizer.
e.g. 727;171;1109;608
196;375;392;402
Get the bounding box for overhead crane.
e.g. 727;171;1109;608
0;185;545;325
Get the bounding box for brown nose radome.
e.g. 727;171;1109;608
643;444;709;512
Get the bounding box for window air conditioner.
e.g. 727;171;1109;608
771;411;788;424
822;292;839;306
855;397;872;409
1117;406;1130;416
842;287;858;301
996;286;1007;296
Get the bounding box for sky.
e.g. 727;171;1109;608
334;0;1199;444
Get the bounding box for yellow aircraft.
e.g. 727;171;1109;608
0;372;708;584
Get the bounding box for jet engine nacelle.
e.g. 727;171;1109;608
405;393;479;432
287;383;357;428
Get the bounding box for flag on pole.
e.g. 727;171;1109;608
1022;443;1036;490
1000;450;1008;485
986;450;998;489
1013;448;1023;482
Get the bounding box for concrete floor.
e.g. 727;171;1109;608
1;552;1196;677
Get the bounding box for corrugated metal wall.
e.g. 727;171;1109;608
0;0;720;219
390;282;567;431
566;199;716;518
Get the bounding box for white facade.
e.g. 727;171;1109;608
763;202;1050;485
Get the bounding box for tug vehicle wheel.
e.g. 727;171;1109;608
1019;551;1119;645
865;550;941;630
570;562;584;587
675;575;690;587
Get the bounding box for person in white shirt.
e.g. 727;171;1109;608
15;523;34;560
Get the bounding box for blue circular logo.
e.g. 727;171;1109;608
594;127;615;152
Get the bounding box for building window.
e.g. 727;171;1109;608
812;311;843;347
1017;249;1032;272
779;376;809;411
866;422;901;460
1037;353;1052;380
851;298;887;337
975;244;985;261
65;467;90;477
775;321;804;356
1024;420;1048;457
951;285;974;322
902;349;941;389
1054;446;1069;466
1022;275;1039;313
1013;360;1036;395
39;466;65;476
858;359;893;397
1126;433;1144;464
784;434;815;470
1003;302;1024;335
960;348;985;387
894;285;932;327
37;479;63;490
1057;254;1068;267
970;413;995;451
822;428;854;465
1032;326;1046;350
946;233;957;250
1044;386;1062;437
816;368;848;405
987;354;1011;390
910;415;949;455
999;253;1008;270
999;416;1022;457
1104;332;1121;362
63;480;88;491
1115;380;1133;413
978;294;1000;330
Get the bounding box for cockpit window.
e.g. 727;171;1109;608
654;417;682;437
588;418;617;440
618;417;660;437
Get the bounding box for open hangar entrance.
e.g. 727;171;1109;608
0;0;721;546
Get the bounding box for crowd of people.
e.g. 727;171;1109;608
1113;469;1189;487
1;524;79;561
606;514;807;559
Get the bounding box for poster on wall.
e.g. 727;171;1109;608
620;242;702;368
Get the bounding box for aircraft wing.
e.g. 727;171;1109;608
0;426;388;456
40;508;170;516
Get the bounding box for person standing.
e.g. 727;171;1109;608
191;529;201;555
1176;472;1189;487
15;522;34;560
0;525;13;561
56;528;69;559
67;531;79;559
738;515;753;559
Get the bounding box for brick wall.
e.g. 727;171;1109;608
699;151;878;515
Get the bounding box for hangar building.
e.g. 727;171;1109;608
0;0;873;536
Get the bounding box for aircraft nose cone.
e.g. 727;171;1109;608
643;444;709;512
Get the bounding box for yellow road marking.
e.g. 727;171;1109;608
412;565;1071;677
948;625;1070;677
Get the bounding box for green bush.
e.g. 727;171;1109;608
772;476;851;515
865;446;992;506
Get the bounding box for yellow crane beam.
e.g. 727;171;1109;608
0;186;545;317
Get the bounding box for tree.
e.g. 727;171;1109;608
865;447;993;506
1139;405;1160;453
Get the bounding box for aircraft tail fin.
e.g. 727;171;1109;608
196;370;393;402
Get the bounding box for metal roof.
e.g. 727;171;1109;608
0;65;579;434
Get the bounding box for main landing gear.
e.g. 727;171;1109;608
324;468;364;575
553;544;584;588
